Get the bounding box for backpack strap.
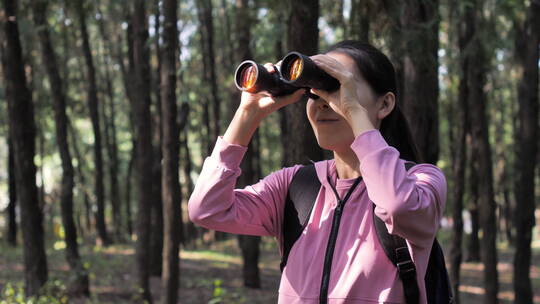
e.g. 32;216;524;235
280;164;320;272
373;161;420;304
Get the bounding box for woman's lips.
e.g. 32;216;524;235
317;119;339;123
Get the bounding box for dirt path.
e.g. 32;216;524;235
1;237;539;303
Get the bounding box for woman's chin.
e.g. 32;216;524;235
316;138;352;152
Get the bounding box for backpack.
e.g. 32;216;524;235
280;163;454;304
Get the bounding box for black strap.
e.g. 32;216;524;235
280;164;320;272
373;161;419;304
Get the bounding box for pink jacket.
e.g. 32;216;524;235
188;129;447;304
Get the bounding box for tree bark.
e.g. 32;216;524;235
197;0;220;142
133;0;154;301
160;0;183;300
284;0;324;166
233;0;261;288
32;0;89;295
181;126;196;244
0;0;48;295
149;0;164;277
513;1;540;303
463;1;499;302
448;1;470;300
76;0;110;246
6;136;17;246
349;0;370;43
96;4;123;241
399;0;439;164
69;122;93;235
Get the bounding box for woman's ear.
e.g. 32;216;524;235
376;92;396;120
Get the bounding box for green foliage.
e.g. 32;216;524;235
1;280;68;304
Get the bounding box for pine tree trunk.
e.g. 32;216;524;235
180;127;196;244
349;0;370;43
231;0;262;288
32;0;89;295
133;0;154;301
6;136;17;246
463;2;498;302
448;14;470;301
160;1;182;301
513;1;539;303
69;123;93;235
76;0;110;246
96;7;123;241
1;0;48;295
398;0;439;164
284;0;324;166
150;0;164;277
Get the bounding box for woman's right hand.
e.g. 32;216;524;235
238;63;306;120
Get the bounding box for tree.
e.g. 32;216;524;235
462;1;499;302
234;0;262;288
150;0;164;277
32;0;89;295
1;0;48;295
75;0;110;246
513;1;539;302
384;0;440;164
96;1;123;241
132;0;154;301
284;0;323;166
348;0;371;42
6;136;17;246
448;0;470;300
160;0;183;302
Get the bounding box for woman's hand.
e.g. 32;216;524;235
309;54;375;134
224;63;305;147
238;63;305;120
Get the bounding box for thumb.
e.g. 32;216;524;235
310;88;329;101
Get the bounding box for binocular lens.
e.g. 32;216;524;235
288;58;303;81
240;65;257;89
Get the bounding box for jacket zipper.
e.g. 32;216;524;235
319;176;362;304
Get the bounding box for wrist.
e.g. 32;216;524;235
346;108;376;137
223;107;263;147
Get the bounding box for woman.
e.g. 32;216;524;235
188;40;447;304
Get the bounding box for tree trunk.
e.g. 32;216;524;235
0;0;48;295
349;0;370;43
398;0;439;164
96;5;123;241
76;0;110;246
149;0;164;277
197;0;220;141
448;4;470;298
6;136;17;246
513;1;539;303
284;0;324;166
160;0;183;300
32;0;89;295
133;0;154;301
463;2;498;302
181;126;196;244
233;0;261;288
69;123;93;235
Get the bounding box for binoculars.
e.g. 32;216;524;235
234;52;340;97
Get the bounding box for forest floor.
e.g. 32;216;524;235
1;230;539;304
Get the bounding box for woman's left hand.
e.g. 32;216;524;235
310;54;375;134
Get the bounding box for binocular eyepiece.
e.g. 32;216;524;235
234;52;340;97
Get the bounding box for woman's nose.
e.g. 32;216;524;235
317;100;330;110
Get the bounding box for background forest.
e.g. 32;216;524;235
0;0;539;303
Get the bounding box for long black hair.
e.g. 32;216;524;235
325;40;422;163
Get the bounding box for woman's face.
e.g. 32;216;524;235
306;52;380;152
